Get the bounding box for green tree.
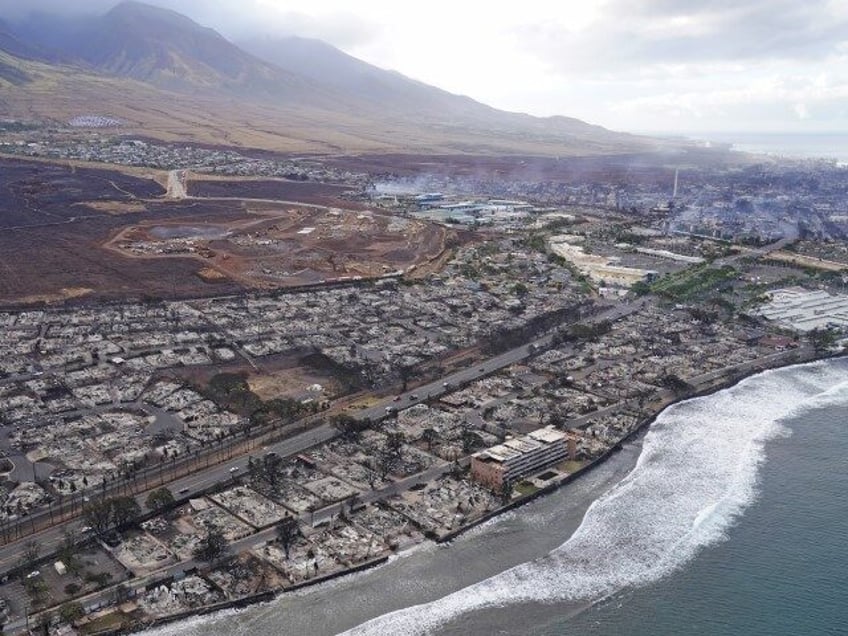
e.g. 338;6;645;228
630;280;652;296
111;496;141;529
809;327;837;353
460;423;480;454
145;487;175;513
500;479;515;505
250;453;287;494
421;428;439;452
265;397;304;422
661;372;692;396
59;601;85;625
57;529;81;575
82;499;113;539
332;414;370;442
24;577;48;606
19;539;40;573
398;365;415;392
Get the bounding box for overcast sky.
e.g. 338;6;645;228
4;0;848;135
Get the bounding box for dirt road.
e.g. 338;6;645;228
166;169;187;199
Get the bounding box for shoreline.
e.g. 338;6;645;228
436;346;834;544
98;347;839;636
132;555;390;636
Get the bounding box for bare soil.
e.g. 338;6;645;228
0;157;450;307
186;176;356;205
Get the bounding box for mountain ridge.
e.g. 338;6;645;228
0;1;667;157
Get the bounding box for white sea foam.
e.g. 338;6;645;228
341;359;848;636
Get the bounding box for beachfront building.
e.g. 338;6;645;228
470;426;571;492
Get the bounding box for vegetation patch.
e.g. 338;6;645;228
515;481;539;497
79;611;132;635
651;264;738;301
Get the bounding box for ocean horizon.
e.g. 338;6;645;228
690;132;848;164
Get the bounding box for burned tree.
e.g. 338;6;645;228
275;515;302;560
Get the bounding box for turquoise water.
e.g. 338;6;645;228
343;359;848;635
537;370;848;636
143;359;848;636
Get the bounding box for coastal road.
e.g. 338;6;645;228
0;298;642;573
1;460;457;633
0;423;339;574
356;299;646;422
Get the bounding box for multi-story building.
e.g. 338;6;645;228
470;426;571;492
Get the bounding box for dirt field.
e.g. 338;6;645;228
0;157;450;306
0;158;241;305
247;367;343;401
171;350;346;402
106;202;449;288
767;250;848;272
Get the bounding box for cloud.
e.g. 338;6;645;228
249;9;381;49
1;0;845;132
0;0;383;50
514;0;848;75
601;61;848;129
0;0;116;19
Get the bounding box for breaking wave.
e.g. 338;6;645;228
342;359;848;635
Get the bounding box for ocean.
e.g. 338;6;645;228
143;358;848;636
694;132;848;164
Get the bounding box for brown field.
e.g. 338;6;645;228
0;54;654;156
170;350;347;402
247;367;343;402
0;156;451;307
767;251;848;272
106;202;448;288
78;200;149;215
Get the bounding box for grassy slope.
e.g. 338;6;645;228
0;51;658;157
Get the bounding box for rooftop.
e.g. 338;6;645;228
474;426;565;464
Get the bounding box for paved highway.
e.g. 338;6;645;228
0;423;338;573
0;298;643;576
0;299;813;632
356;299;646;422
0;297;644;572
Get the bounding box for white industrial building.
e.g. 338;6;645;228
756;287;848;332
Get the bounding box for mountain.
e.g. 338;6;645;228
0;17;46;82
242;35;619;141
0;19;31;58
0;1;665;156
242;36;482;116
10;2;338;105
